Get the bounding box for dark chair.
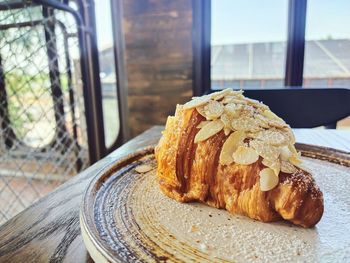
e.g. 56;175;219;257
209;88;350;128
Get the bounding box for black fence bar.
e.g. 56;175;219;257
56;20;83;171
34;0;106;163
0;54;16;148
42;7;68;151
0;0;39;11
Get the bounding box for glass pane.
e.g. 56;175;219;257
95;0;120;148
211;0;288;90
304;0;350;88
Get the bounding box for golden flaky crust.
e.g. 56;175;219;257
155;106;324;228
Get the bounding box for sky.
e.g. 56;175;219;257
94;0;350;48
211;0;350;45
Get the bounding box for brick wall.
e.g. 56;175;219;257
122;0;193;137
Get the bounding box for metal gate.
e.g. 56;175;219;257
0;0;106;224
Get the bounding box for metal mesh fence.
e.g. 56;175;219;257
0;1;89;224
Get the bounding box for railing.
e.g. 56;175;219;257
0;0;104;224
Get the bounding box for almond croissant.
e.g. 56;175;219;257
155;89;323;228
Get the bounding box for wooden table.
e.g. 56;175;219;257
0;126;349;263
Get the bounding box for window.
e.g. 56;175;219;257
193;0;349;128
304;0;350;88
95;0;120;148
211;0;289;90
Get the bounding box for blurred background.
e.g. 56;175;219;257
0;0;349;224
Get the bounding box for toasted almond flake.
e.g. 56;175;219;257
222;96;236;104
224;103;241;117
197;121;210;129
219;130;246;165
183;95;211;109
262;109;283;121
232;146;259;165
205;100;224;119
196;106;207;118
262;109;288;128
224;128;231;136
231;117;262;132
194;119;224;143
254;129;287;146
280;145;292;161
283;127;296;144
210;88;233;101
262;158;281;176
268;119;289;128
289;154;302;166
259;168;279;191
245;98;269;110
250;139;280;161
231;98;247;104
254;114;270;128
288;144;298;155
280;161;298;174
135;164;153;173
220;113;232;128
240;105;256;117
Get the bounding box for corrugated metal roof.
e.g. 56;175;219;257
211;39;350;80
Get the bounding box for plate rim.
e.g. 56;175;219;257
80;143;350;262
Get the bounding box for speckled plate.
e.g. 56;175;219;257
80;144;350;263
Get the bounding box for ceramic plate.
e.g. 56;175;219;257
80;144;350;263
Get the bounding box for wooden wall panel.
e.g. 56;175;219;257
122;0;193;137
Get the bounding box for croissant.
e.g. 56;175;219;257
155;89;324;228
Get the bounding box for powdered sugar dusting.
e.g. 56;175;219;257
122;156;350;262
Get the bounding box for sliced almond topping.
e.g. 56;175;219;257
210;88;233;101
255;114;270;128
196;106;207;118
183;95;211;109
194;119;224;143
224;128;231;136
250;139;280;161
224;103;241;118
288;144;298;155
289;154;302;166
135;164;153;173
262;158;281;176
197;121;210;129
222;95;236;104
245;98;269;110
220;113;232;129
280;145;292;161
240;105;256;117
259;168;279;191
262;109;283;121
205;100;224;119
254;129;287;146
268;119;289;128
219;130;246;165
231;98;247;104
231;117;262;132
283;127;296;144
280;161;298;174
232;145;259;165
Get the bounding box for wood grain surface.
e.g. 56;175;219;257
0;127;163;263
0;126;349;263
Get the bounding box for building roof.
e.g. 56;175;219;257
211;39;350;80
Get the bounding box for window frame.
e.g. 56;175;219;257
192;0;307;95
